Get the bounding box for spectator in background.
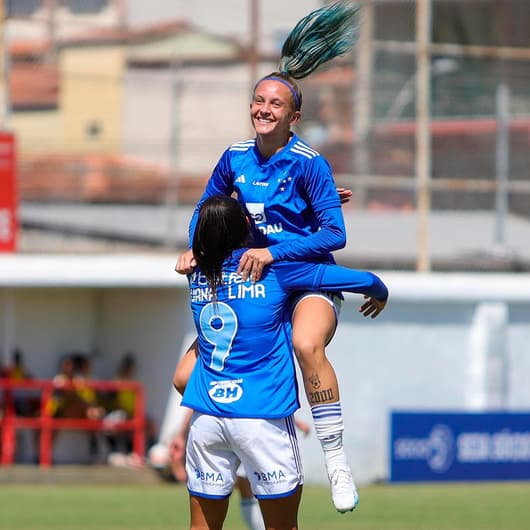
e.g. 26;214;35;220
73;354;105;420
114;352;137;420
3;348;40;417
46;353;104;420
43;353;106;463
104;352;139;455
104;352;156;469
4;348;32;380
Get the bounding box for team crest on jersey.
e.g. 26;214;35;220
245;202;266;224
209;379;243;403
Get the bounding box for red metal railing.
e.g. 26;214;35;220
0;378;145;467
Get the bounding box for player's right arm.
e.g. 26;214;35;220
175;151;234;275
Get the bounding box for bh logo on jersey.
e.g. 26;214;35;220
208;380;243;403
245;202;267;224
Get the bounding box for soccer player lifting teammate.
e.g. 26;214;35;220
182;194;387;529
175;1;366;513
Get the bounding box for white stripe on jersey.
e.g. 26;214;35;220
290;141;319;159
230;140;255;152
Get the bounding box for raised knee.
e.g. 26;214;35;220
293;338;324;363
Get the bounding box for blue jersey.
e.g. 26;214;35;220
188;134;346;263
181;249;388;419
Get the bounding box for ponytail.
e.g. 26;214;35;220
279;1;361;80
255;1;361;111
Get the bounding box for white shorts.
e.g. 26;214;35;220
186;413;303;500
236;463;247;479
290;291;343;344
290;290;343;320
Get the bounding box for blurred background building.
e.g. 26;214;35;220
0;0;528;269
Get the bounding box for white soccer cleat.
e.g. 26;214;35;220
328;466;359;513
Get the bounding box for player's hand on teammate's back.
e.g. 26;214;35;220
175;249;197;274
337;187;353;205
359;295;387;319
238;248;274;283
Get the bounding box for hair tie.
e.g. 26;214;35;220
259;75;301;111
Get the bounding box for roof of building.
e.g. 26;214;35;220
8;17;247;109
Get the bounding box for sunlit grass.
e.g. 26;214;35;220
1;481;529;529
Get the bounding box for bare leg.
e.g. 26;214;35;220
237;476;265;530
291;296;358;513
173;338;199;395
189;494;229;530
291;297;338;408
258;485;302;530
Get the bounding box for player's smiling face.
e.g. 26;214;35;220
250;79;300;139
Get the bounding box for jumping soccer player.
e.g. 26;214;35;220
176;1;363;513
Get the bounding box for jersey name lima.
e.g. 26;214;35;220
189;271;267;303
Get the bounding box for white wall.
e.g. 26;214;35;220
123;62;276;172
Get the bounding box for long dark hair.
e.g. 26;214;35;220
192;195;249;300
254;1;361;111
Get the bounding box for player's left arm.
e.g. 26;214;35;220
270;156;346;262
269;205;345;262
276;261;388;318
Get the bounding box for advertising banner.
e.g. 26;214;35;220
390;411;530;482
0;132;17;252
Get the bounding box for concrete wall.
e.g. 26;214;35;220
61;45;125;154
11;111;63;155
123;62;276;172
2;266;530;482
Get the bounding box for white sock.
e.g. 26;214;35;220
240;497;265;530
311;402;348;469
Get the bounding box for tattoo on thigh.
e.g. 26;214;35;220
309;388;334;404
309;373;321;389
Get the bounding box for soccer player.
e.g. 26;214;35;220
181;194;388;529
175;1;364;513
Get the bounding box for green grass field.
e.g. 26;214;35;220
1;481;529;530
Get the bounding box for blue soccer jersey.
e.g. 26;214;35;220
188;134;346;263
181;249;388;419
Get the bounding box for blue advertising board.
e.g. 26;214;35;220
390;411;530;482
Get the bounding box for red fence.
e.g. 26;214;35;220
0;378;145;467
